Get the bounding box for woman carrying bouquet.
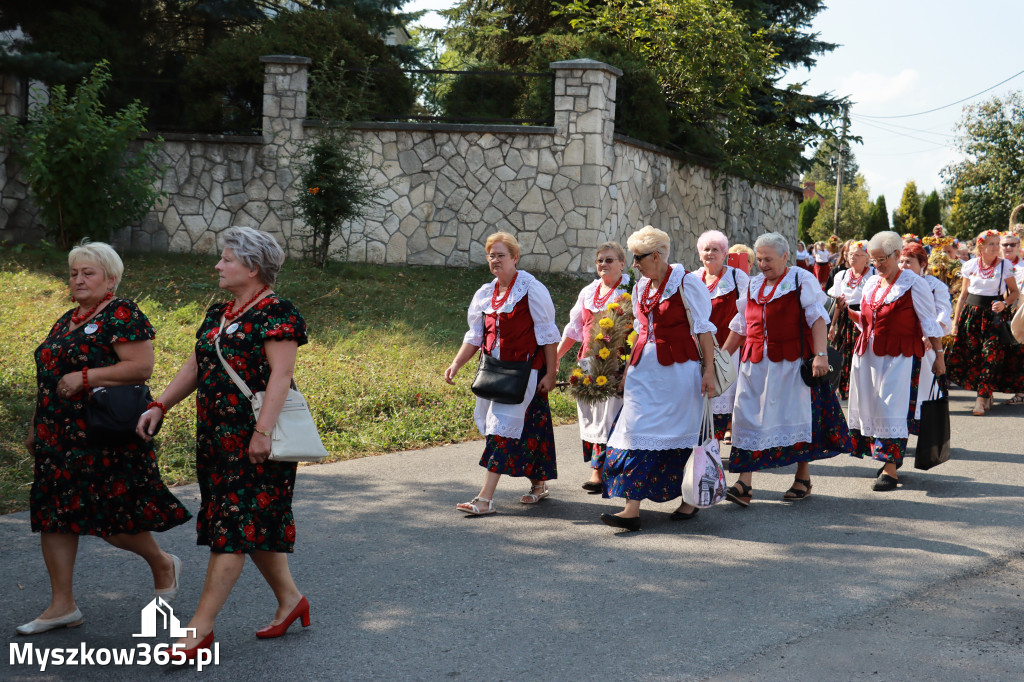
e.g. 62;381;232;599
444;232;562;515
599;226;716;532
557;242;630;491
694;229;749;444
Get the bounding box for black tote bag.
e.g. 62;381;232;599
914;377;950;470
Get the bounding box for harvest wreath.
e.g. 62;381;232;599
569;292;636;405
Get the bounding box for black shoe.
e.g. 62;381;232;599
875;462;903;478
581;481;603;493
669;507;700;521
600;513;641;531
873;473;899;491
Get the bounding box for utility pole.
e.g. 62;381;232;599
833;105;849;235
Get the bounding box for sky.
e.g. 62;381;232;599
405;0;1024;219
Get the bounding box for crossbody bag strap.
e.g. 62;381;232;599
213;330;257;402
677;271;704;361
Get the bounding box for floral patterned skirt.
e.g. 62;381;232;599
713;413;731;441
31;445;192;537
833;307;861;400
849;432;907;464
728;384;851;473
947;304;1024;397
602;447;692;503
582;440;608;469
479;390;557;481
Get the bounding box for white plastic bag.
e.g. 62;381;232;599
682;398;727;508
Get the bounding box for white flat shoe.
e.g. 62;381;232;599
154;554;181;602
16;608;84;635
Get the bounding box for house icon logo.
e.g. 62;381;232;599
132;597;197;638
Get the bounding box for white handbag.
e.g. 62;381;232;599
682;398;727;508
214;335;328;462
678;274;737;397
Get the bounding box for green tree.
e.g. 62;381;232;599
921;190;942;231
808;175;872;240
798;198;819;243
941;92;1024;234
803;136;860;189
866;195;890;239
892;181;923;236
0;62;165;249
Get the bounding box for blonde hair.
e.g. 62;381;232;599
485;231;520;259
728;243;754;260
68;240;124;292
626;225;670;260
595;241;626;262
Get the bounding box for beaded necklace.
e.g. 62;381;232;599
702;267;723;293
977;257;998;279
755;268;788;305
638;268;672;316
71;291;113;325
224;285;270;321
868;276;898;311
491;272;519;311
592;281;616;308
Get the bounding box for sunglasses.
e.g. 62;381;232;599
596;257;620;265
632;252;655;263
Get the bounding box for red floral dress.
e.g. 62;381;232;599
30;299;191;536
193;296;307;553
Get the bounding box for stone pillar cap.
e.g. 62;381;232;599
259;55;313;65
548;58;622;77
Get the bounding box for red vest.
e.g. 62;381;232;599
483;294;545;370
854;290;924;358
741;287;813;364
577;307;595;361
630;281;701;367
709;288;738;347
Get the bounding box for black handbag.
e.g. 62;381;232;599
914;377;950;470
86;384;159;446
796;279;842;390
471;352;533;405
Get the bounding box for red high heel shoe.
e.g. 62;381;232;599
176;631;214;663
256;596;310;639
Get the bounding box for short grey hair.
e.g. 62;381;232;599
68;240;124;292
219;227;286;286
753;232;791;259
867;231;903;257
626;225;671;260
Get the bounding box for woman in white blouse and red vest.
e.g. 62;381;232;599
947;230;1021;415
444;232;562;516
846;232;946;492
557;242;630;491
694;229;749;444
721;233;851;507
599;226;716;532
828;241;874;400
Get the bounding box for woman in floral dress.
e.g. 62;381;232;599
444;231;562;515
722;233;851;507
18;242;190;636
139;227;310;658
557;241;630;491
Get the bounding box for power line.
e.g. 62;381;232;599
857;68;1024;119
854;119;953;148
849;115;955;139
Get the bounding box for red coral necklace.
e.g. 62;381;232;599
491;272;518;311
977;257;998;279
702;267;723;293
592;282;616;308
71;292;113;325
846;267;868;289
224;285;270;321
639;268;672;316
868;276;898;310
755;269;788;305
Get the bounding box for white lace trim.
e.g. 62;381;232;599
486;419;527;439
849;418;908;440
746;267;802;303
609;432;699;452
732;424;810;451
694;266;740;297
484;269;538;314
862;270;916;306
636;263;687;303
581;274;630;313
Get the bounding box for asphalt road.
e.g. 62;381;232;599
2;388;1023;681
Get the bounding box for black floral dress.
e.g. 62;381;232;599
30;299;191;536
193;296;307;554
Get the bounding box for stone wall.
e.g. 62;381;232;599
1;56;800;274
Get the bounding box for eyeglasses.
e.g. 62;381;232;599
486;252;510;261
1001;242;1020;248
869;253;893;265
632;252;655;263
596;257;620;265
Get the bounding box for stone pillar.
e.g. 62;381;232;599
549;59;622;253
259;55;311;254
0;73;27;119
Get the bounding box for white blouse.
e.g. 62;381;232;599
795;249;811;264
813;249;831;264
632;265;717;336
924;274;953;336
827;266;876;305
693;265;750;301
463;270;562;353
960;257;1017;296
857;270;944;340
729;267;830;335
561;274;631;343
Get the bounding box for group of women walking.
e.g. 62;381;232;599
450;225;1024;531
19;227;310;660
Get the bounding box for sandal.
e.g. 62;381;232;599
456;496;495;516
726;480;752;508
783;477;812;501
972;398;986;416
1004;394;1024;406
520;483;550;504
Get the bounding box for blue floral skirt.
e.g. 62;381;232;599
582;440;608;469
602;447;692;503
729;383;851;473
850;432;907;464
479;390;557;481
